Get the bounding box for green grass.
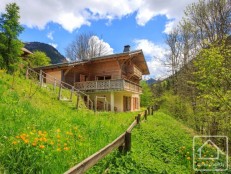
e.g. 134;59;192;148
0;71;137;173
89;111;196;173
90;110;231;173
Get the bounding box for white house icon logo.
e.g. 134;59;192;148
197;139;225;160
193;135;229;171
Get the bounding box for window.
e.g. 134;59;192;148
96;75;111;80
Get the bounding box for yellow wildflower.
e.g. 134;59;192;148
64;147;69;151
56;129;61;133
38;130;43;135
57;148;61;152
24;139;29;144
39;145;45;149
12;141;17;145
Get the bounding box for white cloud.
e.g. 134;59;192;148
47;31;54;40
163;20;177;34
1;0;198;33
89;35;114;55
49;43;58;48
134;39;171;79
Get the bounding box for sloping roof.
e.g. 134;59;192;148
34;49;150;75
21;48;33;54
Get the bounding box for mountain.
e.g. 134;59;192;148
24;42;67;64
146;78;157;85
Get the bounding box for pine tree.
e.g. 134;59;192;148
0;3;24;73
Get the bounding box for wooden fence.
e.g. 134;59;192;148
26;68;94;110
64;106;156;174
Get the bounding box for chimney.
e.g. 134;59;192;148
123;45;130;52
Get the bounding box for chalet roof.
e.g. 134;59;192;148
34;49;150;75
21;48;33;54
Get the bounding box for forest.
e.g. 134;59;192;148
151;0;231;152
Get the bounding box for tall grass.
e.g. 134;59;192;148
0;71;136;173
89;111;195;173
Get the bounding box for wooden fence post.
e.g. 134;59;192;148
91;101;93;110
148;107;150;115
76;93;80;109
124;132;131;152
103;99;106;111
26;69;29;79
107;102;109;111
70;86;74;101
136;114;141;124
94;96;97;112
87;95;90;109
151;106;154;115
39;70;43;87
53;78;57;91
58;83;62;100
144;110;147;120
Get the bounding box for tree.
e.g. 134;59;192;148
27;51;51;67
184;0;231;47
140;80;153;107
0;3;24;73
66;32;112;61
192;38;231;136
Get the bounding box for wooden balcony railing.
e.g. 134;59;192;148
75;79;142;93
127;65;142;79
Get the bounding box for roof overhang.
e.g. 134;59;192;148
34;50;150;75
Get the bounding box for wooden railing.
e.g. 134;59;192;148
26;68;94;111
75;79;142;93
127;64;142;79
64;106;156;174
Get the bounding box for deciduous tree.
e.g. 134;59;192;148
27;51;51;67
66;32;112;61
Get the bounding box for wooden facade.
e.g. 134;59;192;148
35;49;149;112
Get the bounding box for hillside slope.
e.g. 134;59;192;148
25;42;67;64
0;71;135;173
89;111;195;173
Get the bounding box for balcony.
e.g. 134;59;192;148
74;79;142;93
127;65;142;79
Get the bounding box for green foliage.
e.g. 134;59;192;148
0;3;24;73
0;72;136;173
27;51;51;67
152;38;231;154
191;40;231;136
140;80;153;107
89;111;195;173
160;91;194;124
25;42;66;64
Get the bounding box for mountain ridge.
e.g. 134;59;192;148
24;42;67;64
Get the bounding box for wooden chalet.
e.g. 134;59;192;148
34;45;150;112
21;48;33;58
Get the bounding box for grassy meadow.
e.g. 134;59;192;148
89;111;195;173
89;110;231;173
0;71;136;173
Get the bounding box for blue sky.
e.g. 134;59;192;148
1;0;198;78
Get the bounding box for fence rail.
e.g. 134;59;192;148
64;106;156;174
26;68;94;110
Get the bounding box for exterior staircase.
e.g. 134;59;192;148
26;67;94;111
